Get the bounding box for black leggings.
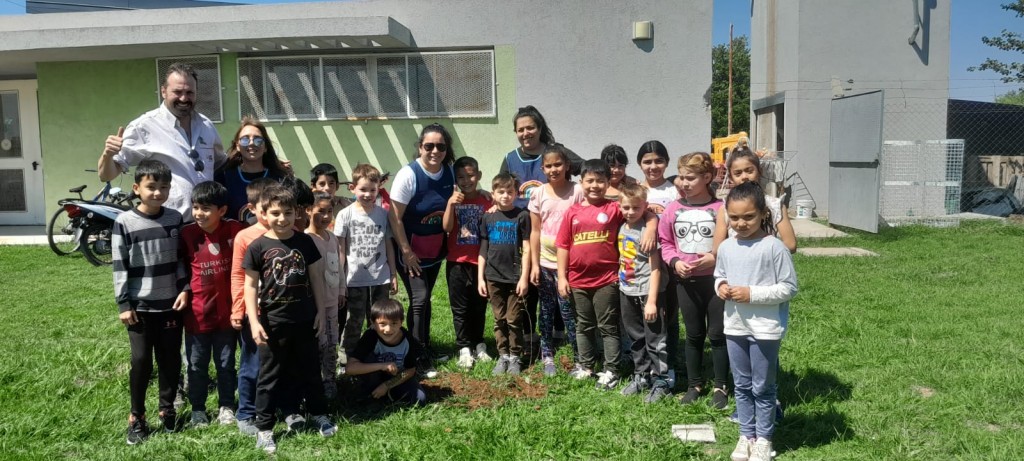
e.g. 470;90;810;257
675;275;729;389
399;263;442;352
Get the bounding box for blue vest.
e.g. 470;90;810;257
400;161;454;267
215;166;283;223
504;148;546;209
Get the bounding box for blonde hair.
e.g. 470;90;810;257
351;163;382;185
678;151;716;197
618;182;648;202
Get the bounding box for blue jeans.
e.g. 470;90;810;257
185;329;237;412
236;319;260;421
727;335;781;440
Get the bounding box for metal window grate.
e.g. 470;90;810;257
156;56;222;122
880;140;964;227
238;50;494;121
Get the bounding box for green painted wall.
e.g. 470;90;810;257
38;46;515;217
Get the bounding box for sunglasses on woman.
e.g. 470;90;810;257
421;142;447;153
239;136;265;148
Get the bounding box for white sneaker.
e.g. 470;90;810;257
216;407;236;425
474;343;493;362
457;347;475;369
594;371;620;391
256;430;276;454
569;364;593;380
731;436;752;461
749;437;774;461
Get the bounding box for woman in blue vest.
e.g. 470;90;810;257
390;123;456;373
215;116;289;223
499;106;583;349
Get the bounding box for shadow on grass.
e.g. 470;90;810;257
775;367;854;451
331;376;451;425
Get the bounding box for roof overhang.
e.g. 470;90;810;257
0;3;412;78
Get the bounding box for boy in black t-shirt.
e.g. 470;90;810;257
345;298;427;405
242;185;337;454
478;174;532;376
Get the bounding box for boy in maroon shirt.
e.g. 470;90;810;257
557;160;657;391
179;181;246;427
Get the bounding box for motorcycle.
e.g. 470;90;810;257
48;182;135;266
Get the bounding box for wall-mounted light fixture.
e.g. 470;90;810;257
633;21;653;41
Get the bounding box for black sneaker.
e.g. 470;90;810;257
157;411;176;433
644;381;671;403
620;374;651;396
679;386;702;405
126;418;149;445
711;387;729;410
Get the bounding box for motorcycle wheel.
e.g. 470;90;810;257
80;222;114;266
47;207;80;256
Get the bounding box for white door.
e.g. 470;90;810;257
0;80;44;225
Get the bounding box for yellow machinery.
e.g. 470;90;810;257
710;131;748;164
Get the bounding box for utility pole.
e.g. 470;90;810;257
727;23;734;135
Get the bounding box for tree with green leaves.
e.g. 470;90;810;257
995;88;1024;105
711;35;750;138
968;1;1023;84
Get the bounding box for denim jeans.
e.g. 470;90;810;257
185;329;237;412
236;318;260;421
727;335;781;440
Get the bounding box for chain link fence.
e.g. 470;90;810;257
879;98;1024;225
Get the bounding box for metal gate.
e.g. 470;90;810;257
828;90;884;233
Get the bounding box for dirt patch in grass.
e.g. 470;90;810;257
911;385;936;398
422;373;548;410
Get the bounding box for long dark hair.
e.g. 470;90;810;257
416;123;456;166
513;105;555;145
636;140;669;164
223;116;287;176
726;181;776;236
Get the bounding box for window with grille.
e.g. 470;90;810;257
238;50;495;121
155;56;223;123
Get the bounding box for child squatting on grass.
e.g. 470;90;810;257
242;185;337;454
344;298;428;405
717;181;798;461
112;159;188;445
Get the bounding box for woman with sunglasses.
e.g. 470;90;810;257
215;116;290;222
388;123;457;377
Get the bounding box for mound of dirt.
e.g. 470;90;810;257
422;373;548;410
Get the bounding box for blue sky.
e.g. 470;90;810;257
0;0;1019;101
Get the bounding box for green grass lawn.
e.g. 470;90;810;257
1;220;1022;460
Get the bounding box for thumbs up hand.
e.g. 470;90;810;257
448;187;465;206
104;126;124;157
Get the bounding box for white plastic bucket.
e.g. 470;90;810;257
795;200;814;219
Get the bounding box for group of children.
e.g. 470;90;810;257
112;140;797;461
114;160;422;454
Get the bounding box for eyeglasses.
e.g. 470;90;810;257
239;136;265;148
188;149;205;172
421;142;447;153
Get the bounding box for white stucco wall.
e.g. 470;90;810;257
751;0;950;214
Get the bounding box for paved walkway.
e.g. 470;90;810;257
0;226;47;245
791;219;848;238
